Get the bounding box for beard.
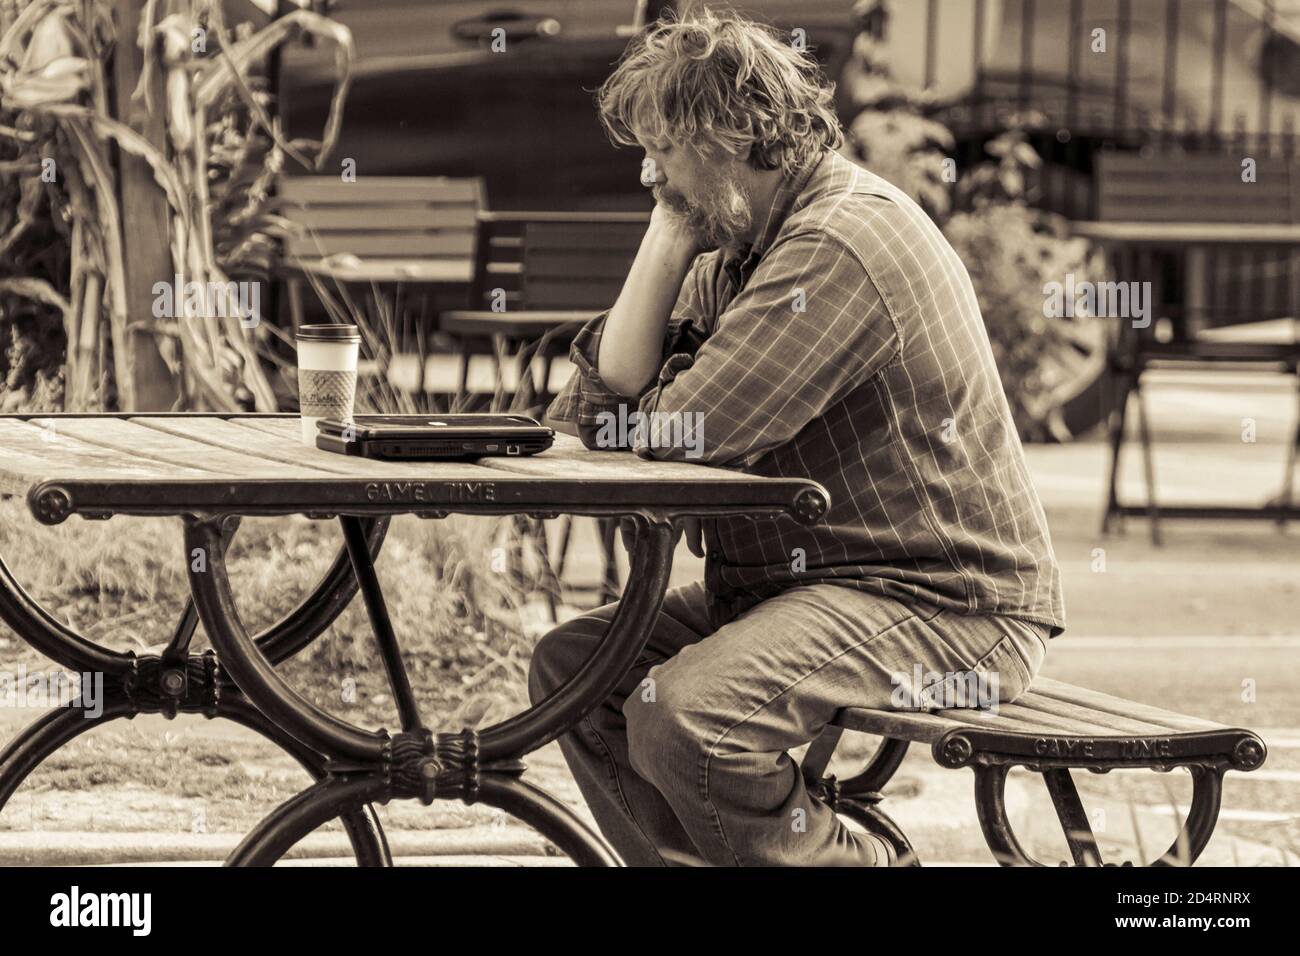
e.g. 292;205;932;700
654;173;753;250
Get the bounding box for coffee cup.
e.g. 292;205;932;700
296;324;360;445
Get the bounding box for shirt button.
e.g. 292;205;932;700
707;551;720;561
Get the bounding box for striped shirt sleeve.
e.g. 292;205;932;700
633;231;901;467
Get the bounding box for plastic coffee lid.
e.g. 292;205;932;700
296;324;360;343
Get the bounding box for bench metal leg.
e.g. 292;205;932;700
839;737;911;798
974;764;1038;866
974;761;1225;866
801;726;844;784
1042;768;1103;866
833;798;921;866
1152;765;1223;867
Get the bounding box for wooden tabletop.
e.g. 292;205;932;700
1072;221;1300;245
0;414;828;526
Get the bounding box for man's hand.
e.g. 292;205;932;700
649;201;704;259
596;204;702;397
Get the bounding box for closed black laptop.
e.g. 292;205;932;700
316;414;554;461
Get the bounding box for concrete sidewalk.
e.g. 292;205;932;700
3;753;1287;866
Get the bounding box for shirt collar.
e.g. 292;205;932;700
726;150;829;279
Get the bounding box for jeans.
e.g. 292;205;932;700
528;580;1049;866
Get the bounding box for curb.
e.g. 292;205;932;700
0;825;554;866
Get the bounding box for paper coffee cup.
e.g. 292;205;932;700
296;324;360;445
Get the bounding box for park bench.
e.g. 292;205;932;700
276;175;486;381
419;210;650;409
799;676;1267;866
1075;150;1300;542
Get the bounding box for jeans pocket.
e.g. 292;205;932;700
972;635;1033;704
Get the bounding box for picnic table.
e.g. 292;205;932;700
0;413;828;866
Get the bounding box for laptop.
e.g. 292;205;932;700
315;414;554;461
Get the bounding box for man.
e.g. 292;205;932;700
529;8;1065;867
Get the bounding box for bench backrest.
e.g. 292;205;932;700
1094;152;1300;223
468;211;650;312
279;176;486;259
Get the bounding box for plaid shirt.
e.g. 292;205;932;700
547;149;1066;637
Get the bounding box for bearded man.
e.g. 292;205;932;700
529;8;1066;867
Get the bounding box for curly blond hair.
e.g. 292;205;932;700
597;6;844;178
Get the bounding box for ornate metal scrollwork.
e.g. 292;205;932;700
387;729;482;806
119;651;222;718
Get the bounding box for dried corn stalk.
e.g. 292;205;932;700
0;0;354;411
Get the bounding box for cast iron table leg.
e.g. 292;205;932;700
0;518;393;865
186;513;677;866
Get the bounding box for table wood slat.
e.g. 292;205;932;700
133;416;498;480
231;419;754;484
0;442;209;497
129;416;347;474
221;417;519;480
0;419;220;493
30;418;320;479
480;438;755;482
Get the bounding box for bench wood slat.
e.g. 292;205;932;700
832;677;1228;745
990;701;1166;737
283;258;475;284
222;419;763;485
290;206;479;231
131;417;361;476
285;231;474;258
1028;677;1222;732
996;692;1184;736
832;708;979;743
481;449;748;483
280;177;482;203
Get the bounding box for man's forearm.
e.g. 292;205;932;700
596;212;699;396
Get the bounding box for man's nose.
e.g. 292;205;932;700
641;161;665;187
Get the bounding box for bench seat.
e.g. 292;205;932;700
837;677;1228;744
814;677;1267;866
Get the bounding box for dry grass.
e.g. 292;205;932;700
0;498;546;728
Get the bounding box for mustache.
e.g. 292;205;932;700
652;185;690;211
